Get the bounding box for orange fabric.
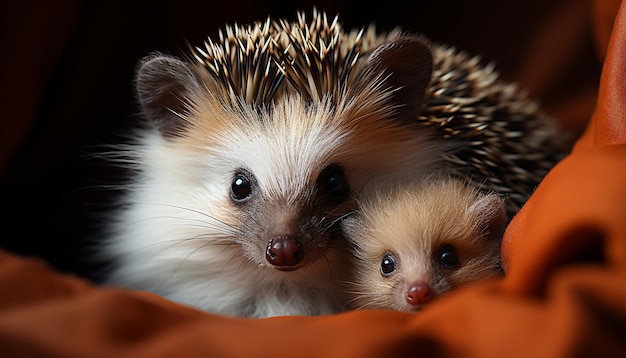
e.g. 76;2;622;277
2;0;626;356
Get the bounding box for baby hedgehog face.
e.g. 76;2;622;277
342;176;506;312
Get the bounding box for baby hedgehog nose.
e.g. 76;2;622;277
406;281;432;306
266;236;302;267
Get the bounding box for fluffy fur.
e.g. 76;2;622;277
342;175;506;312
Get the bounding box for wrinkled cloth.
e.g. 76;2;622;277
1;0;626;357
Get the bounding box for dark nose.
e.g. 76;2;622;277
405;281;432;306
266;236;302;267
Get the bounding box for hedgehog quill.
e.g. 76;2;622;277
100;9;568;317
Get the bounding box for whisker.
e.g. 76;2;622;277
131;202;243;233
326;211;355;228
153;235;241;291
218;248;255;283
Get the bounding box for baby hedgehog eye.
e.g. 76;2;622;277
231;173;252;201
438;245;460;269
380;253;397;276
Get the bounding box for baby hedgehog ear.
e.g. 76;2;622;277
469;193;508;242
135;53;204;137
359;35;434;120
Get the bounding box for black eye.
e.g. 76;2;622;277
380;253;397;276
231;173;252;201
318;165;349;202
438;245;459;269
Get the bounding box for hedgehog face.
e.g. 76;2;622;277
370;240;500;313
342;176;506;312
184;96;356;271
222;163;352;271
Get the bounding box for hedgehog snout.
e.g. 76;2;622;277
263;210;307;270
266;236;303;268
406;281;432;306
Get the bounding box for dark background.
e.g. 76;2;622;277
0;0;602;281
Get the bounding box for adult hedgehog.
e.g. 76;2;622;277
100;9;569;317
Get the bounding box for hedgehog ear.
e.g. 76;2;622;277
360;35;433;119
469;193;507;242
135;53;204;137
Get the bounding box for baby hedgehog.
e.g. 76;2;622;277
342;175;507;312
100;9;567;318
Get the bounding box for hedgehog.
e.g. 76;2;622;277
99;9;569;317
341;174;507;312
